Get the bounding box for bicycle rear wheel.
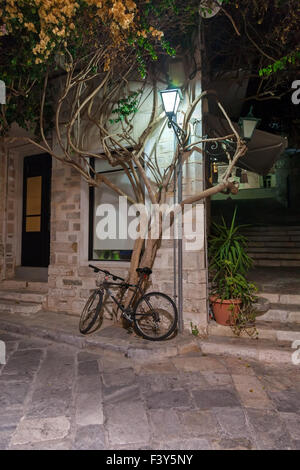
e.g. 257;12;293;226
133;292;178;341
79;290;104;335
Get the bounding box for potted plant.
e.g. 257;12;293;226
208;208;258;331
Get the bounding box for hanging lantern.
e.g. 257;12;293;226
239;106;261;141
159;88;182;117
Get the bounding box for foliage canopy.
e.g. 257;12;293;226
1;0;299;135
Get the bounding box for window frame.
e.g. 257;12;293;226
88;157;136;262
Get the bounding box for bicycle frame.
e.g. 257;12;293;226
99;275;146;317
88;264;155;320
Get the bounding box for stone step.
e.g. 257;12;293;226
250;253;300;260
246;235;300;242
242;226;300;232
0;280;27;290
247;234;300;240
248;241;300;248
260;293;300;305
0;280;48;293
257;304;300;324
208;320;300;344
247;247;300;253
198;334;297;364
0;299;42;315
0;289;47;303
0;313;201;364
253;260;300;267
244;231;300;236
27;282;48;293
15;266;48;282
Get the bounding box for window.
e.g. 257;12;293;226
89;158;137;261
25;176;42;232
263;175;272;188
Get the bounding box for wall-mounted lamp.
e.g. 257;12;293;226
239;106;261;142
160;88;182;117
159;87;186;147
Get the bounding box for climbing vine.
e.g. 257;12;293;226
109;91;142;124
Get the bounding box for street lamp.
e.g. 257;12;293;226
205;105;261;160
159;88;261;334
159;86;186;333
160;88;261;146
239;106;261;141
159;87;186;147
160;88;182;117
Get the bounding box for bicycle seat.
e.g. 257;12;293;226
136;267;152;276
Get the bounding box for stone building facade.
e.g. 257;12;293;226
0;145;22;281
0;72;209;332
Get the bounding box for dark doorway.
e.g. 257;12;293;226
21;154;52;267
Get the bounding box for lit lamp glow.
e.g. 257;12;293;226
239;106;261;141
159;88;182;117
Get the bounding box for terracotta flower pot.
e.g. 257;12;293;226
209;296;242;326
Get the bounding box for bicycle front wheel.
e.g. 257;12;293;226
79;290;104;335
133;292;178;341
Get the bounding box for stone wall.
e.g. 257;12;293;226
276;152;300;208
0;62;209;333
0;149;19;280
47;154;208;332
0;147;6;281
0;146;208;331
47;158;131;315
151;239;207;332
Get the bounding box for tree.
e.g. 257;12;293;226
203;0;300;101
0;0;174;134
2;0;273;308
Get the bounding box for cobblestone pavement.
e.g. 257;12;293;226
0;330;300;450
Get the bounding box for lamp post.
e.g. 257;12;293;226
159;87;186;333
160;88;261;147
159;88;261;333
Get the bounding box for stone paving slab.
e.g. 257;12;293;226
245;408;294;450
72;425;106;450
105;400;150;446
11;416;71;446
75;391;104;426
0;328;299;450
177;409;221;437
231;374;274;410
0;381;31;407
212;407;252;439
279;413;300;441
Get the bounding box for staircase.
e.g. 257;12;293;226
243;225;300;267
207;266;300;363
0;279;48;316
257;292;300;324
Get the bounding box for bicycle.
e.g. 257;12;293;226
79;264;178;341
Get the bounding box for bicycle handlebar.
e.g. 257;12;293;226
88;264;125;282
